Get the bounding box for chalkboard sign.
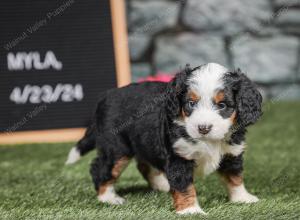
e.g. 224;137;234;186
0;0;130;144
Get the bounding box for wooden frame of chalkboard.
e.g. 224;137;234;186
0;0;131;144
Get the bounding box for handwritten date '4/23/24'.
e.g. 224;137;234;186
9;84;84;104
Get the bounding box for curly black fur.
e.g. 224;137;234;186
165;64;194;119
222;70;263;145
225;69;263;127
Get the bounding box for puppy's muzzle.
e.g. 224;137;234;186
198;124;212;135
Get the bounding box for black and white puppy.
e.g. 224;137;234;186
66;63;262;215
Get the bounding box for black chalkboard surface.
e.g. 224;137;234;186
0;0;130;143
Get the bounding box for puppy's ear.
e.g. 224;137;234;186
228;69;263;127
165;65;193;119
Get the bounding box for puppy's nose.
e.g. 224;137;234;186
198;124;212;135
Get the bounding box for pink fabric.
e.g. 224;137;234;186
138;73;174;83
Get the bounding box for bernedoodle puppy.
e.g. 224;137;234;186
66;63;262;215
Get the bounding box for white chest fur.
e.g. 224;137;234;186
173;138;245;176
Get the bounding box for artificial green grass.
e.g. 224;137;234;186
1;102;300;220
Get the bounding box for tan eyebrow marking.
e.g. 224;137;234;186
188;90;200;101
214;90;225;104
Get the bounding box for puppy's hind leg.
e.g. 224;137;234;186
91;154;131;205
137;160;170;192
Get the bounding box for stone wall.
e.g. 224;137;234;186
126;0;300;100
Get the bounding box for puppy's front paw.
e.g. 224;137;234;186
176;205;207;215
229;184;259;204
231;192;259;203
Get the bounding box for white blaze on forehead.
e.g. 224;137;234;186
188;63;228;100
184;63;231;140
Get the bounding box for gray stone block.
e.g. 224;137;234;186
273;0;300;7
276;9;300;26
269;84;300;101
297;64;300;80
232;36;299;83
128;0;180;36
154;33;227;73
280;26;300;35
182;0;272;36
128;34;151;61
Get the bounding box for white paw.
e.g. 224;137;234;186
176;204;207;215
149;173;170;192
98;194;125;205
65;147;81;165
98;185;125;205
229;184;259;203
230;192;259;203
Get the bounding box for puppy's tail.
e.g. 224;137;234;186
65;122;96;165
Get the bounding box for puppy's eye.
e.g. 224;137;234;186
188;100;197;109
217;102;227;110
